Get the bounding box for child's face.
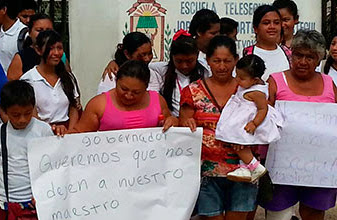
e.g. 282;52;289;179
235;69;258;89
6;105;34;130
173;53;198;75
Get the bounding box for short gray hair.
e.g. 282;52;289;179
291;30;326;61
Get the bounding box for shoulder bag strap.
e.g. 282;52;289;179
1;123;8;219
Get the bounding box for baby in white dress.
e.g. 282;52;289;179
216;54;283;182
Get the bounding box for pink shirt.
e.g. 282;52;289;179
99;91;162;131
271;72;335;103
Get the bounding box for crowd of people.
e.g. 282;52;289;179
0;0;337;219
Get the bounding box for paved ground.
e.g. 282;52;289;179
192;204;337;219
254;204;337;220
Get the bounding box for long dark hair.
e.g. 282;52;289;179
324;35;337;74
114;32;151;66
162;35;204;111
36;30;77;107
189;9;220;37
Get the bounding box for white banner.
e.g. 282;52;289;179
28;127;202;220
266;101;337;188
69;0;322;104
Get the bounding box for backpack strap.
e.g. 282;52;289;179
279;45;292;67
1;123;8;219
17;27;29;52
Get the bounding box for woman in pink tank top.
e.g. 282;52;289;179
72;60;178;133
263;30;337;220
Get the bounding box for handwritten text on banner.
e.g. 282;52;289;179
28;127;203;220
266;101;337;188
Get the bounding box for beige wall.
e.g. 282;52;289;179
69;0;321;105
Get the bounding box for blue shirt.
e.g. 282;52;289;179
0;63;8;102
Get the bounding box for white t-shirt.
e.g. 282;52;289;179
328;66;337;85
21;66;79;123
0;118;53;202
0;19;27;72
97;74;116;95
149;62;192;117
253;45;290;81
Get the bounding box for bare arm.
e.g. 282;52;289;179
159;95;178;132
267;77;277;106
70;95;105;133
102;60;119;79
179;104;196;132
7;54;23;80
243;91;268;134
68;106;79;130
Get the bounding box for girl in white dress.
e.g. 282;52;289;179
215;54;283;182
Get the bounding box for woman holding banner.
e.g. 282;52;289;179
265;30;337;220
180;35;258;220
72;60;177;133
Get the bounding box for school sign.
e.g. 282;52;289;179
69;0;321;104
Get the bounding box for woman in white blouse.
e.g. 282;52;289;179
21;30;80;129
150;30;206;116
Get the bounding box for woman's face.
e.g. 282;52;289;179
291;48;320;78
116;76;147;106
207;46;237;81
329;36;337;62
254;11;282;44
30;19;53;44
45;42;64;66
278;8;298;39
127;42;153;64
172;53;198;75
197;23;220;50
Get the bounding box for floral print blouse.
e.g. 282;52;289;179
180;79;240;177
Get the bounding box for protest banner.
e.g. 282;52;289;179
28;127;202;220
266;101;337;188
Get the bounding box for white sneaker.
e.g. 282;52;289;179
227;167;252;182
251;163;267;183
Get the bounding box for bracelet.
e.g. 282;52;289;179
250;120;257;127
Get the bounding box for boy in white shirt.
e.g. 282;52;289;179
0;0;27;72
0;80;62;220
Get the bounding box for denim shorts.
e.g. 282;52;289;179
195;176;258;216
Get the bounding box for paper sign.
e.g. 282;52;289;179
266;101;337;188
28;127;202;220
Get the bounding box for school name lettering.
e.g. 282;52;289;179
223;2;263;16
180;1;216;15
